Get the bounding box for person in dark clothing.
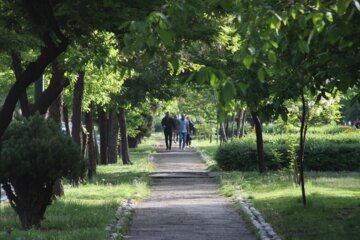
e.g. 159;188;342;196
161;112;176;150
186;116;194;147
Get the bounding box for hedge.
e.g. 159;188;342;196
215;133;360;171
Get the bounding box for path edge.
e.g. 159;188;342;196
196;147;281;240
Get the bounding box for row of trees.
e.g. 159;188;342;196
0;0;359;229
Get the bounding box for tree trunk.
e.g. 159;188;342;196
225;116;229;138
251;111;265;173
94;130;100;164
236;109;245;137
118;107;131;165
0;31;68;138
71;71;85;147
2;180;54;230
98;107;108;165
107;111;119;163
299;93;308;206
85;103;96;179
63;106;71;135
220;122;228;144
44;61;66;197
11;51;31;117
240;112;246;137
231;113;235;140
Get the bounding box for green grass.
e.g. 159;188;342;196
219;171;360;240
193;138;220;171
0;138;155;240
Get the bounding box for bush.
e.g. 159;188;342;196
215;132;360;171
0;114;85;229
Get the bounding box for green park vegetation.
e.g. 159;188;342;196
0;0;359;239
0;138;154;239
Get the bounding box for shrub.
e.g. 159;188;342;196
215;132;360;171
0;114;85;229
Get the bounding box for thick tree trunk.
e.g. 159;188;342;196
49;93;65;196
251;111;265;173
118;107;131;165
11;51;31;117
85;103;96;179
63;106;70;135
3;180;54;230
299;93;307;206
71;71;85;147
107;111;119;163
98;108;108;165
30;63;69;115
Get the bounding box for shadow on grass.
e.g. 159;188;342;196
1;199;121;240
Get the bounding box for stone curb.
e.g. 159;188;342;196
196;149;280;240
235;191;280;240
106;199;136;240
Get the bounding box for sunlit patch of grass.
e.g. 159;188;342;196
0;138;154;239
220;171;360;240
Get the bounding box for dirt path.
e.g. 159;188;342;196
125;148;255;240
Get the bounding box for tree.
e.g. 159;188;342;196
0;114;84;229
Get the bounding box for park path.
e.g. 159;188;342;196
124;147;255;240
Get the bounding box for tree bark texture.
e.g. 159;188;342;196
85;103;96;179
220;123;228;144
30;61;69;115
98;108;108;165
107;111;119;164
48;67;65;197
11;51;31;117
118;107;131;165
71;71;85;147
236;109;245;138
251;111;265;173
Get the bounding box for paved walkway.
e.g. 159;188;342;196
125;148;255;240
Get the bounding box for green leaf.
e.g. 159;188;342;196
238;82;249;95
257;68;265;82
325;12;334;22
270;41;279;49
243;55;253;69
220;0;233;11
169;57;179;74
268;50;277;63
157;29;174;47
222;81;236;103
337;0;352;15
146;35;156;47
210;73;220;88
298;40;309;53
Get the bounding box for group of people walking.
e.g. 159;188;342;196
161;112;194;150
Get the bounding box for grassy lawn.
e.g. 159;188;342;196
220;171;360;240
193;138;220;171
194;139;360;239
0;138;156;240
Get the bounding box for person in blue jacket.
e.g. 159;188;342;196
178;113;189;150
